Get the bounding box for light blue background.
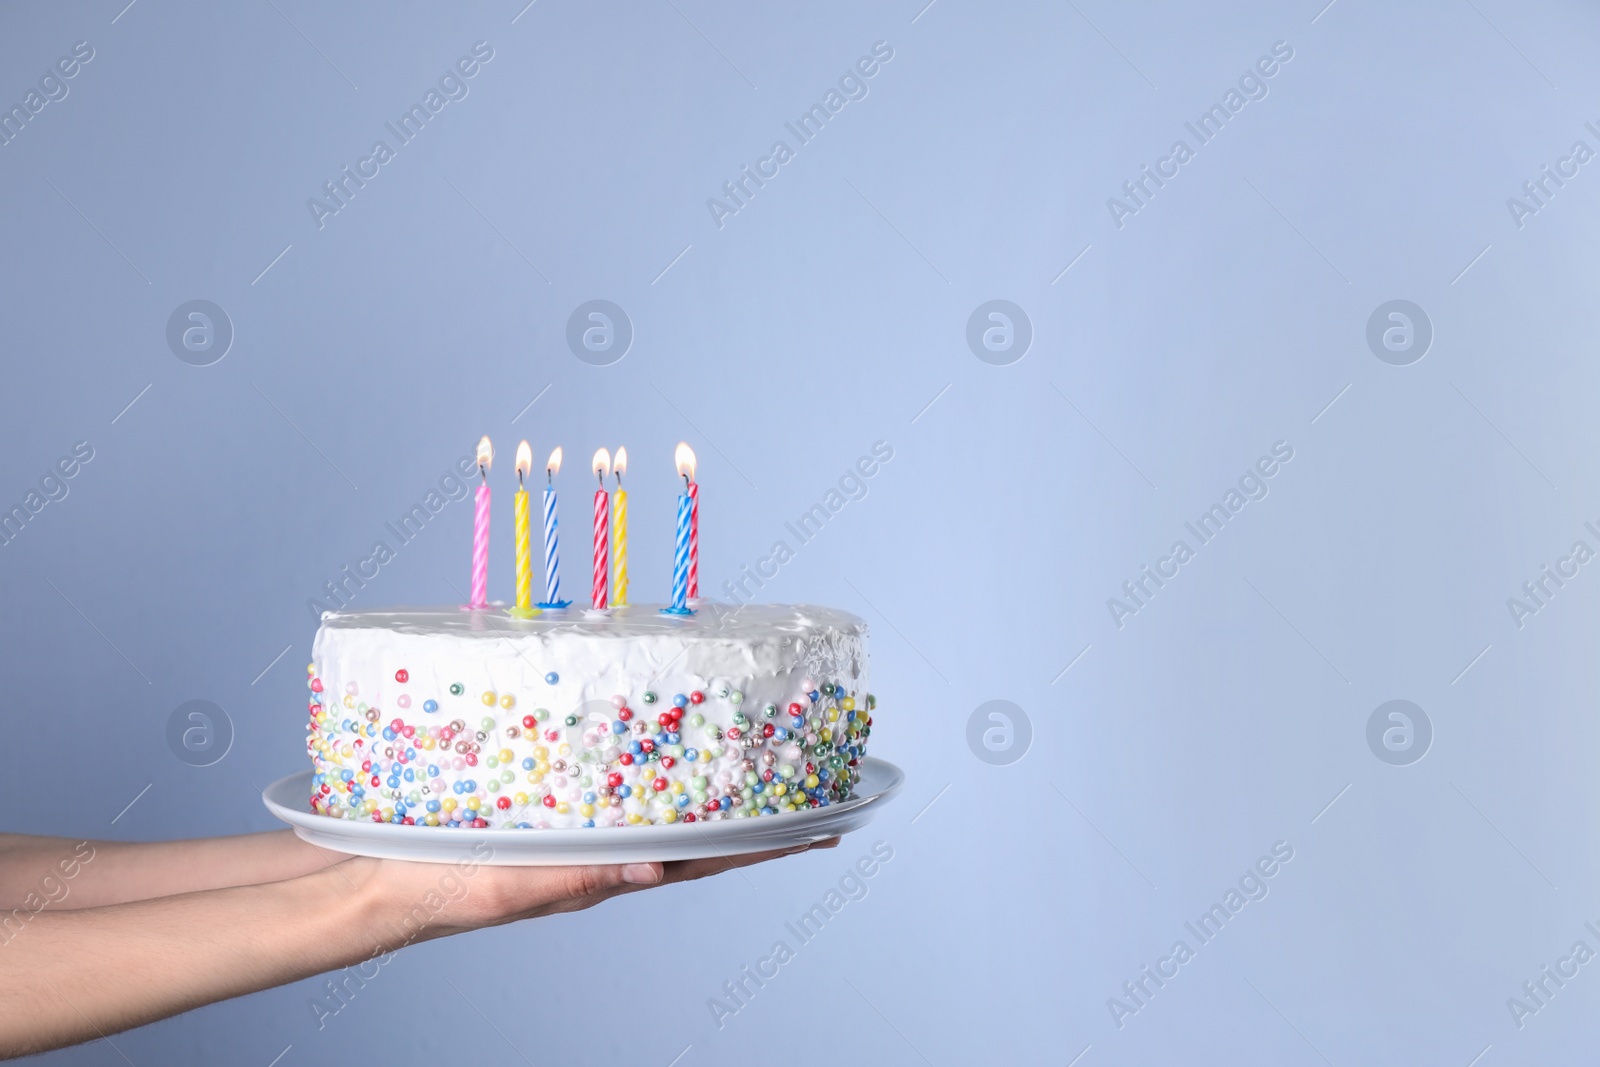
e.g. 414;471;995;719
3;1;1598;1063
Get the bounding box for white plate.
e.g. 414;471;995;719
262;757;905;865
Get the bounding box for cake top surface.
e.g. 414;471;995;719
318;603;866;642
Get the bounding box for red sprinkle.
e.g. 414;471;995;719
619;708;633;722
787;702;802;716
762;724;775;737
688;691;704;705
395;669;409;683
310;678;323;693
542;794;556;808
651;777;668;792
660;756;675;769
683;813;697;822
496;796;511;810
607;773;624;788
522;715;537;729
619;753;634;766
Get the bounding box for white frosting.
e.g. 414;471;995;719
305;603;874;829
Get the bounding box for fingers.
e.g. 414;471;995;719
657;836;843;885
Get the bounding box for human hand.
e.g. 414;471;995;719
344;837;842;948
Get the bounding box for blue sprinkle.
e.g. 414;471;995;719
423;699;438;713
612;720;627;735
522;757;535;770
544;672;559;685
672;693;688;708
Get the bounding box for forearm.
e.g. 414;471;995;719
0;831;343;909
0;860;393;1058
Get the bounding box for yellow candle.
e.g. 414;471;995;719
510;441;540;618
612;446;628;606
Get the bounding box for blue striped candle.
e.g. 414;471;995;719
662;490;693;615
538;447;571;609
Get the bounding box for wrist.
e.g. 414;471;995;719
338;857;485;950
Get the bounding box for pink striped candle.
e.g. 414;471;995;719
687;479;699;599
469;436;492;608
590;448;611;609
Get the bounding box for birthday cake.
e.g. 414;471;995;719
304;604;874;828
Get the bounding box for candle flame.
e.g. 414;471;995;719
613;446;628;478
515;440;532;481
546;447;563;478
476;436;493;472
675;442;697;481
592;447;612;479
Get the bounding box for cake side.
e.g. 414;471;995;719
304;603;874;828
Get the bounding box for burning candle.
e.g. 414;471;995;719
538;447;571;609
591;448;611;610
468;436;492;609
662;444;695;616
509;440;540;618
612;446;628;607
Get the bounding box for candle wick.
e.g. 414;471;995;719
478;465;486;483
